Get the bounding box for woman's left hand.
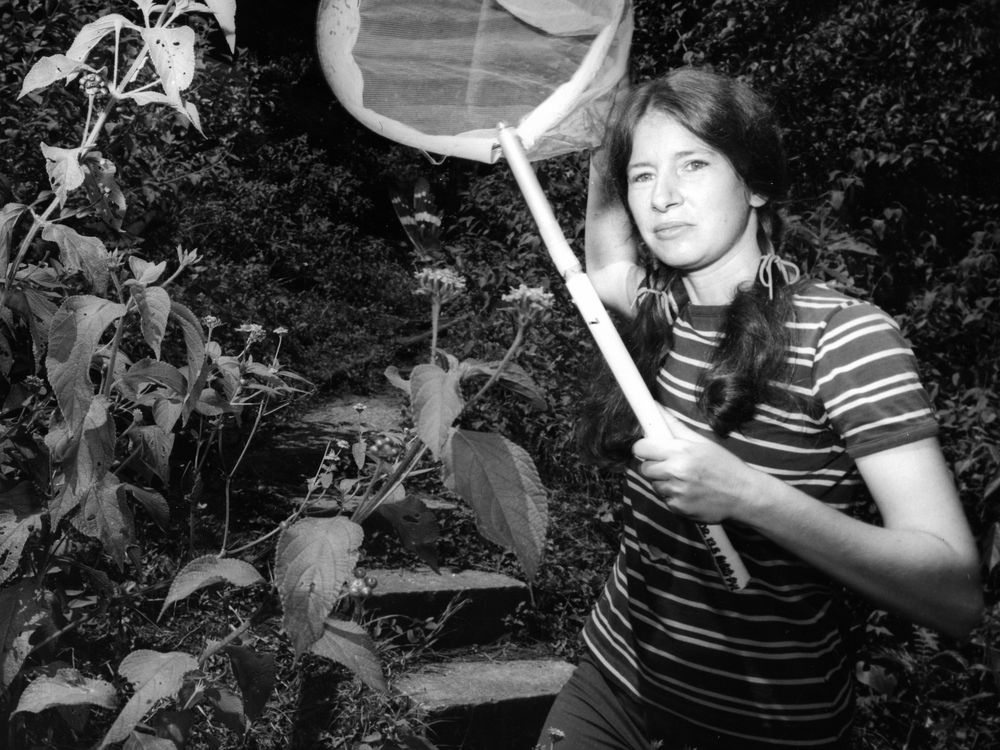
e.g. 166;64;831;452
632;408;759;524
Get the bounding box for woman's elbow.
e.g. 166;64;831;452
938;567;985;641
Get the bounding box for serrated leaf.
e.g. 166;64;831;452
67;14;139;63
42;223;111;295
142;26;195;98
126;423;174;485
0;203;29;275
128;257;167;286
206;686;245;732
123;484;169;529
168;301;205;421
14;668;117;714
444;429;547;582
205;0;236;52
73;475;133;570
46;295;125;433
223;645;275;721
130;285;170;359
0;481;44;585
99;650;198;748
40;144;87;208
0;581;47;689
118;358;188;402
159;556;263;619
463;360;547;411
309;617;386;692
19;54;87;98
410;363;464;460
275;517;363;655
4;286;57;368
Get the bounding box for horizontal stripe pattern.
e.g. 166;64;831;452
584;282;938;747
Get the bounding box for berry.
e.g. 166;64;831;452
364;575;378;589
352;566;366;579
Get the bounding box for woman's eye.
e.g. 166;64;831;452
628;171;653;184
682;159;709;172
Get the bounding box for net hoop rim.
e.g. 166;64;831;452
316;0;628;163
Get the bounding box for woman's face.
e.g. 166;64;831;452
626;111;765;277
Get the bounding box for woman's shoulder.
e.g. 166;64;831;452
787;281;906;351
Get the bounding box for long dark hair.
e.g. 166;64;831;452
578;68;800;469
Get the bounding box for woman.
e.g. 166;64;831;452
539;69;982;749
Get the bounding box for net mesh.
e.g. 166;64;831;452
318;0;632;162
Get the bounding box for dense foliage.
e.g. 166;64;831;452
1;0;998;748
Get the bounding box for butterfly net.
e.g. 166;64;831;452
317;0;633;163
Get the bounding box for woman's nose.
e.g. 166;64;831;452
651;176;681;212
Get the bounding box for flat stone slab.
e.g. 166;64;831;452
366;568;528;648
298;391;409;436
242;391;409;489
396;659;575;750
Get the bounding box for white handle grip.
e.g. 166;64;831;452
497;124;750;591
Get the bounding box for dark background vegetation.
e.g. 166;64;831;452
2;0;999;747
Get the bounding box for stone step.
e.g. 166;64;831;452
365;568;528;648
243;392;410;488
396;658;575;750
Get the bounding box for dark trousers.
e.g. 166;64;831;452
536;654;849;750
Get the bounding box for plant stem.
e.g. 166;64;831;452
352;438;429;524
219;397;268;555
430;298;441;363
465;324;525;411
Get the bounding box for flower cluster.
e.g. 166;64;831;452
501;284;555;327
414;267;466;305
235;322;266;344
80;71;107;98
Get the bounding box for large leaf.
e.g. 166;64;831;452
130;285;170;359
99;650;198;748
142;26;195;98
204;0;237;52
73;475;133;570
40;145;88;209
18;55;87;98
223;645;275;721
14;668;117;714
0;581;47;689
42;224;111;295
309;617;386;692
168;301;206;424
46;295;125;433
275;517;363;656
462;359;547;411
0;203;28;275
444;429;548;582
122;484;169;529
0;481;44;585
46;395;117;529
66;13;140;63
4;287;57;367
159;555;263;619
125;423;174;486
410;363;464;460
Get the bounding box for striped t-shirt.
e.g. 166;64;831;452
583;282;939;747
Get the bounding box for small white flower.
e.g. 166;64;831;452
273;326;288;335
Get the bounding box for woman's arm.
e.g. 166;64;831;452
634;421;984;639
585;153;642;316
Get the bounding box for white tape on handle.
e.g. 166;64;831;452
497;123;750;591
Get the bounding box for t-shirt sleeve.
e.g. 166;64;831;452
812;301;939;458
